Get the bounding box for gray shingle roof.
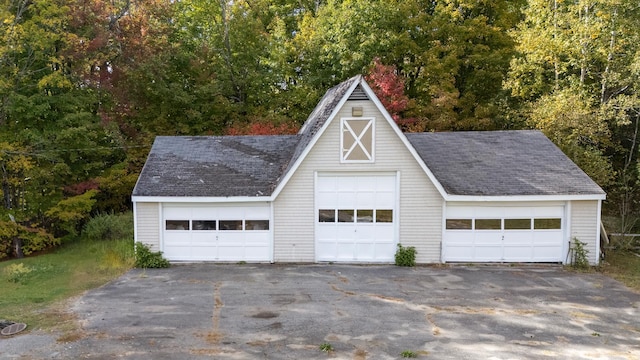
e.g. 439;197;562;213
406;130;605;196
132;135;298;197
281;75;360;176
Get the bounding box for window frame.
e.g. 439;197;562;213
340;117;375;163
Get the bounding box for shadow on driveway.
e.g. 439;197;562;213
2;264;640;359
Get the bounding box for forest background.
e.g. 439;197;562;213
1;0;639;258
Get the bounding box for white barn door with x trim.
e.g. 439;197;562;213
341;118;374;163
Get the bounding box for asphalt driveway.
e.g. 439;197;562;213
2;264;639;359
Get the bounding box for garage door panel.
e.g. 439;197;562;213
355;243;375;259
355;226;376;240
533;207;564;217
317;241;337;260
374;243;395;261
445;232;473;244
475;232;502;245
217;246;244;260
337;193;357;208
503;245;534;261
356;192;376;208
533;245;563;260
337;243;356;260
162;204;271;262
475;246;504;260
375;192;395;208
505;231;534;244
444;205;564;263
316;174;397;262
244;247;270;261
445;246;473;261
337;177;357;190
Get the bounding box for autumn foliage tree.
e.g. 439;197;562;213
365;59;417;131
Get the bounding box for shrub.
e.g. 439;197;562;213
21;227;59;256
571;238;590;270
134;242;170;268
5;263;33;284
395;243;417;267
0;222;59;259
83;212;134;241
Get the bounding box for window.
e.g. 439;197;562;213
219;220;243;230
319;209;393;223
166;220;189;230
337;209;355;222
504;219;531;230
376;209;393;223
475;219;501;230
446;219;472;230
534;218;561;230
341;118;374;162
319;209;336;222
246;220;269;230
356;209;374;223
192;220;216;230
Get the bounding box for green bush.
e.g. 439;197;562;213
395;243;417;267
0;221;59;259
83;212;134;241
571;238;590;270
21;227;59;256
5;263;33;284
134;242;170;268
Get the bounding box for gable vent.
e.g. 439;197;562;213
348;85;369;101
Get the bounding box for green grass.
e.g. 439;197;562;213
0;238;134;332
602;249;640;292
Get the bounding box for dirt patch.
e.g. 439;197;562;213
331;284;356;296
354;348;367;359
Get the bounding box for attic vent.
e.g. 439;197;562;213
348;85;369;101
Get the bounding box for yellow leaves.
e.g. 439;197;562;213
37;71;73;91
45;189;98;223
0;142;34;187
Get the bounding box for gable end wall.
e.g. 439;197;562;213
273;100;443;263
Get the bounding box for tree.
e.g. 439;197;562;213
507;0;640;226
365;58;416;131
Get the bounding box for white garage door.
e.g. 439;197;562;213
316;174;397;262
443;205;565;262
162;203;271;262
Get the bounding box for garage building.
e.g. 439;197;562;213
132;75;606;264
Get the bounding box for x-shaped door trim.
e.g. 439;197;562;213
342;118;373;162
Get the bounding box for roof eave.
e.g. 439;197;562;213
444;193;606;202
132;195;273;203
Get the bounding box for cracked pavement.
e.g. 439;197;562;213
1;264;639;359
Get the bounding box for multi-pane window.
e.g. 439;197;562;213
445;218;561;230
318;209;393;223
165;219;269;231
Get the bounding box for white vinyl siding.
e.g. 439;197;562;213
135;202;161;252
570;200;600;265
273;100;443;263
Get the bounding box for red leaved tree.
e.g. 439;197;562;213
226;119;300;135
365;58;418;131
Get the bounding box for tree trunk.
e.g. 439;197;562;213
12;235;24;258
